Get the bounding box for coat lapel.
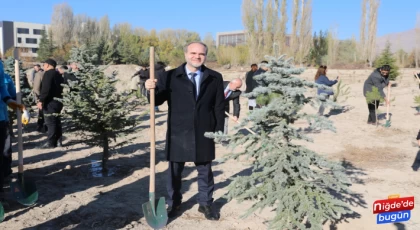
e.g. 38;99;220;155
175;64;196;101
197;66;212;101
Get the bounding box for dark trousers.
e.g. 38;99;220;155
367;100;380;123
43;101;63;146
0;121;7;192
3;122;12;177
37;108;45;129
167;161;214;207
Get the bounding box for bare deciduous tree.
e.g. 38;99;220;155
415;12;420;68
297;0;312;65
242;0;257;62
99;15;111;41
277;0;288;53
290;0;300;56
264;0;277;55
256;0;265;55
51;3;74;48
367;0;380;67
73;14;100;46
327;25;339;66
359;0;368;61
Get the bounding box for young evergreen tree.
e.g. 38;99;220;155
332;80;351;103
102;39;121;64
36;27;55;62
374;42;400;81
60;45;143;171
206;55;353;229
365;86;385;127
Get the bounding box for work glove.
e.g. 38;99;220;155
22;109;30;125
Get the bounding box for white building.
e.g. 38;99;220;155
0;21;50;58
216;30;291;48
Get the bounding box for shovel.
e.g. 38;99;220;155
141;47;168;229
225;112;256;135
10;51;38;206
383;84;391;128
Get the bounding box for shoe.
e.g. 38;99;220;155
198;205;220;221
38;142;56;149
57;137;63;147
167;204;181;218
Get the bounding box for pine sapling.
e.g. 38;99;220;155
414;95;420;115
205;55;353;229
60;45;144;172
365;86;384;127
332;80;351;103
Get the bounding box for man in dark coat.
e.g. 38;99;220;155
245;63;258;110
223;78;242;134
145;41;224;220
363;64;390;125
37;59;64;148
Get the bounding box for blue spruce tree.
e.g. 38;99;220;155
206;55;353;229
60;45;144;172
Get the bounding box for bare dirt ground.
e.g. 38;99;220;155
1;66;419;230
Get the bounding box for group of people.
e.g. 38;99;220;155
29;59;81;149
0;39;414;223
313;64;393;124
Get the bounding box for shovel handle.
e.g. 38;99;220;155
386;84;390;120
149;47;156;193
14;56;24;173
225;111;256;135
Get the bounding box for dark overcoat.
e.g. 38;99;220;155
363;68;389;98
149;63;225;162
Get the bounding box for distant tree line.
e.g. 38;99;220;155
34;3;210;66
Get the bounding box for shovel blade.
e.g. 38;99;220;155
0;203;4;223
142;197;168;229
11;176;38;206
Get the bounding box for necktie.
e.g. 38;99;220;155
224;90;230;98
190;73;197;99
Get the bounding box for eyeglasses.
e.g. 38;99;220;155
320;65;327;69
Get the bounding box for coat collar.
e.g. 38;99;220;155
175;63;210;84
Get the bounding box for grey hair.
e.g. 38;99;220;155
183;41;208;55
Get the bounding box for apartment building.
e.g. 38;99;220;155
216;30;291;47
0;21;50;58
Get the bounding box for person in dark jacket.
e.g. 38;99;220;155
59;65;78;85
245;64;258;110
414;72;420;89
145;41;224;221
363;65;391;125
37;59;64;148
253;61;269;108
314;65;338;115
223;78;242;134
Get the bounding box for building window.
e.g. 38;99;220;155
20;48;29;53
18;37;22;43
33;29;44;35
17;28;30;34
25;38;37;44
31;48;38;53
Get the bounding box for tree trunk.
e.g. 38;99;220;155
102;133;109;172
